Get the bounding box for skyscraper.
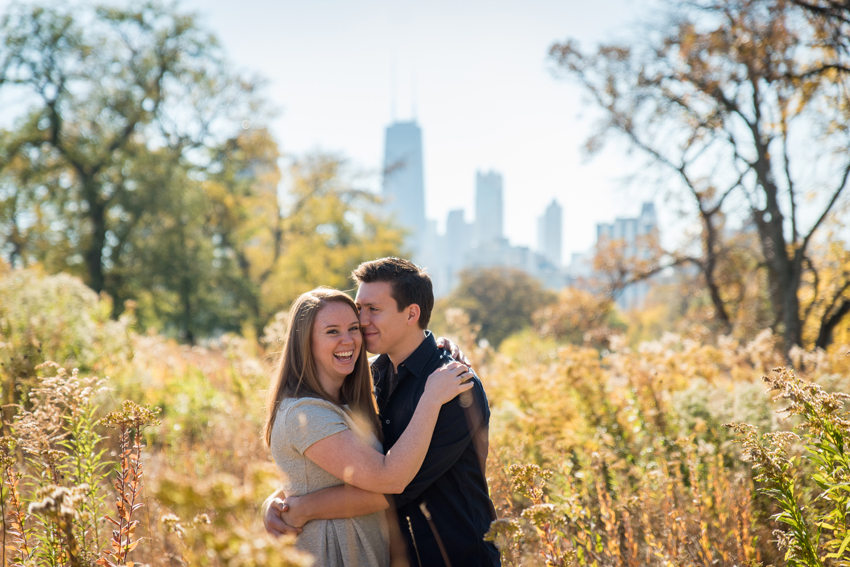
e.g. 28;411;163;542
474;170;503;246
537;199;563;268
596;201;658;310
444;209;473;292
383;121;426;259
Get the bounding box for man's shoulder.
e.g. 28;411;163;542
427;346;454;370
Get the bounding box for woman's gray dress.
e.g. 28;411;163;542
271;397;390;567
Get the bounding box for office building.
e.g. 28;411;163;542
595;202;658;309
383;121;426;259
474;170;503;247
537;199;563;268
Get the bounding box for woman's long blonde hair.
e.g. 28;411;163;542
263;287;381;447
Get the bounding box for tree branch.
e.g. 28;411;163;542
801;254;820;324
800;157;850;255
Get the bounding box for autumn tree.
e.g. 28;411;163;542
790;0;850;75
205;147;404;336
438;267;556;348
261;154;405;317
0;3;404;340
0;2;262;300
551;0;850;353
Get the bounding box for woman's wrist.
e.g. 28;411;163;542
419;392;443;413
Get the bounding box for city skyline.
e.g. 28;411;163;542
0;0;666;258
378;117;662;300
167;0;657;259
379;116;660;300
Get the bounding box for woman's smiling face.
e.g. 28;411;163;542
311;301;362;386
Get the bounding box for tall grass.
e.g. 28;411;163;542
480;330;850;565
2;269;849;566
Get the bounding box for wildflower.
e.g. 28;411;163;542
521;503;559;527
28;484;87;519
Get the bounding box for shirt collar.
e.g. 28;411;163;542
371;330;437;379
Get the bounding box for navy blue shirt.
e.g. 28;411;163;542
372;332;500;567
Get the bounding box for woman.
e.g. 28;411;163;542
263;288;473;566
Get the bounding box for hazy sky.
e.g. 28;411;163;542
2;0;661;259
175;0;660;259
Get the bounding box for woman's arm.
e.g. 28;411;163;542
304;361;473;494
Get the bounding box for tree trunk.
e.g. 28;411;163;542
85;189;106;294
178;223;195;345
782;271;804;349
701;213;732;332
752;141;802;354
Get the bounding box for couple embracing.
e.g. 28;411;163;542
262;257;501;567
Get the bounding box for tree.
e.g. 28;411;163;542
790;0;850;76
0;3;403;340
550;0;850;353
0;2;262;299
439;267;556;348
532;287;623;347
261;154;405;319
205;147;405;336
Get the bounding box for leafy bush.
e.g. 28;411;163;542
0;270;304;566
0;269;133;412
728;368;850;567
531;287;624;348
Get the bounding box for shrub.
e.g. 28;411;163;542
728;368;850;566
0;269;133;414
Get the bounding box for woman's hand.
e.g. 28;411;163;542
263;494;302;536
435;336;471;366
423;360;474;405
281;495;309;529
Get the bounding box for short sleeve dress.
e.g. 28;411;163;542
271;397;390;567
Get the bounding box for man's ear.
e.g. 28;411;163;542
406;304;421;327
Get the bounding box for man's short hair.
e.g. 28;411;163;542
352;257;434;329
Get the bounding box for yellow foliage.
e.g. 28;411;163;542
4;269;850;566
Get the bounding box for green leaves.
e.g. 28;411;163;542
0;2;267;338
729;367;850;566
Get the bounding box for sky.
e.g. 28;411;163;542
0;0;663;261
174;0;657;261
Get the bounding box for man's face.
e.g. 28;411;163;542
355;281;412;355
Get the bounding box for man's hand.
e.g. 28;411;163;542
262;493;302;537
435;336;471;366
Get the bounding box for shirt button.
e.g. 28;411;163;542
385;419;391;424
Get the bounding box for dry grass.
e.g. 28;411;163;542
2;270;850;566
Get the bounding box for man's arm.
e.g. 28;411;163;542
281;484;391;527
262;485;390;536
262;488;301;536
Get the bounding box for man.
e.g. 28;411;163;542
263;257;500;567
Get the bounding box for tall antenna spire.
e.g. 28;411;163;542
411;66;417;120
391;60;397;122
